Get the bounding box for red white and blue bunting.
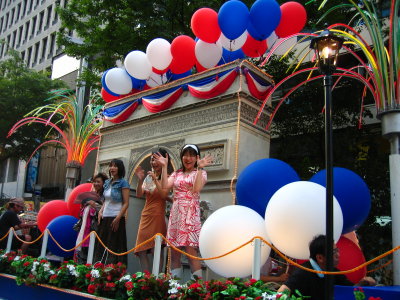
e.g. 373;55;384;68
104;67;272;123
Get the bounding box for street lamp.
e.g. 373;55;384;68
310;30;343;300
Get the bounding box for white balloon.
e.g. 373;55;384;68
195;40;223;69
124;50;152;80
219;31;248;51
146;38;173;71
104;68;132;95
265;181;343;260
146;71;168;88
199;205;270;278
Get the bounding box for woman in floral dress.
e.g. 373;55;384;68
154;144;212;279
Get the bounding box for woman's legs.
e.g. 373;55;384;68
170;247;182;278
185;246;202;274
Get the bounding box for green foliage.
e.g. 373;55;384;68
0;50;65;163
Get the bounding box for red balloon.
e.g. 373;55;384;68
67;183;93;218
101;88;121;103
37;200;70;232
337;236;367;284
191;8;221;43
242;34;268;58
152;67;169;75
170;35;196;74
195;61;207;73
275;2;307;38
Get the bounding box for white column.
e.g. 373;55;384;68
86;232;96;265
152;235;162;276
251;238;261;280
6;228;13;253
40;229;49;258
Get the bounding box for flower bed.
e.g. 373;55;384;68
0;250;305;299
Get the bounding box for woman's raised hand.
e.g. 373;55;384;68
197;154;213;168
135;166;145;181
153;152;168;167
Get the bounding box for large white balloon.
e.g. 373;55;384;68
104;68;133;95
195;40;223;69
219;31;248;51
146;38;173;71
146;71;168;88
124;50;152;80
199;205;270;278
265;181;343;260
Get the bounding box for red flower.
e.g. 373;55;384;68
88;284;96;294
106;275;112;281
125;281;133;291
21;255;28;259
368;298;382;300
249;278;257;284
23;262;31;267
50;274;57;281
85;273;91;279
132;274;137;279
94;262;104;268
106;282;116;288
141;285;150;290
189;283;202;290
40;259;47;263
85;263;91;267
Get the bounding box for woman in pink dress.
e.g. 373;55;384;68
154;144;212;279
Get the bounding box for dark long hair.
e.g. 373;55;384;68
180;144;200;172
109;159;126;178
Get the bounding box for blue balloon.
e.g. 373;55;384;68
47;215;79;257
236;158;300;217
249;0;281;40
101;70;120;97
219;48;245;64
247;20;265;41
218;0;249;40
130;75;146;90
310;167;371;234
168;70;192;81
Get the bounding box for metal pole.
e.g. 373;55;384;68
6;228;13;253
152;235;162;276
324;75;334;300
40;229;49;258
252;238;261;280
86;231;96;265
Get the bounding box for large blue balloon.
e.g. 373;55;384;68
236;158;300;217
248;0;281;41
219;48;245;64
101;70;120;97
47;215;79;257
218;0;249;40
310;167;371;233
130;75;146;90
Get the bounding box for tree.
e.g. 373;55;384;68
0;50;65;163
56;0;254;90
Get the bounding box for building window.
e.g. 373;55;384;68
30;16;36;37
7;158;19;182
5;13;9;30
0;160;7;184
41;37;47;62
48;33;55;58
33;42;40;65
17;25;23;47
38;10;44;33
21;50;25;61
27;46;32;67
0;17;3;33
11;30;16;48
27;0;32;14
16;3;21;22
45;5;52;29
24;21;29;42
22;0;27;17
9;8;15;27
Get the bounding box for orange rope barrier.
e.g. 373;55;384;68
12;228;45;245
1;226;398;277
367;259;393;273
0;228;12;242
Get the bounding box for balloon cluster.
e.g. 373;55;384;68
199;159;371;279
101;0;307;103
36;183;92;257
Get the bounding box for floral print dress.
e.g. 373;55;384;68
167;169;207;247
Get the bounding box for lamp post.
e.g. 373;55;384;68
310;30;343;300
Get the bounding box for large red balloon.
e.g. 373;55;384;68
242;34;268;58
191;8;221;43
170;35;196;74
337;236;367;284
101;88;121;103
67;183;93;218
37;200;70;232
275;2;307;38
